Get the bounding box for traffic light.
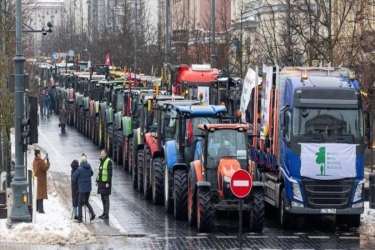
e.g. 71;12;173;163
29;96;38;144
20;118;30;142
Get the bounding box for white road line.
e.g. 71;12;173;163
292;249;315;250
233;180;249;187
155;237;177;240
338;236;360;239
216;236;237;239
277;236;299;239
186;236;208;239
259;249;282;250
247;235;268;238
308;236;330;239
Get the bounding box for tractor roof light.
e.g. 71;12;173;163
185;89;189;94
301;74;308;86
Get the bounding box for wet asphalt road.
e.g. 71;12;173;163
30;113;375;250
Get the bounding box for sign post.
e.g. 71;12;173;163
230;169;253;248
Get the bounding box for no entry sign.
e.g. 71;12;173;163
230;169;252;198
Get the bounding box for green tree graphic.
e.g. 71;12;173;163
316;147;326;176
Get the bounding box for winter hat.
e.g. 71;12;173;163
81;155;87;162
71;160;79;169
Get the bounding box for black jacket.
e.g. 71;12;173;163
70;160;79;207
97;157;112;195
72;161;93;193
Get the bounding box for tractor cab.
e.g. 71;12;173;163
198;124;249;196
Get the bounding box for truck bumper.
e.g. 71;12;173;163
286;206;364;215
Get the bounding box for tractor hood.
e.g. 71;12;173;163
217;157;242;179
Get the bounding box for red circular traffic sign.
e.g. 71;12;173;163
230;169;252;198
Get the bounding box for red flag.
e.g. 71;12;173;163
105;53;110;66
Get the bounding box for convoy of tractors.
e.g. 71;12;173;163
36;61;371;233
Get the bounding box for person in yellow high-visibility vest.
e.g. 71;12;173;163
96;149;113;219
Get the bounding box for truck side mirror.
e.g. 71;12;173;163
364;111;373;148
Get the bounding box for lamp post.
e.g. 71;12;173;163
9;0;30;224
210;0;216;68
134;0;138;77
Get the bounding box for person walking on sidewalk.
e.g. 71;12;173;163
32;149;50;213
70;159;79;220
96;149;112;219
72;154;95;223
44;93;51;118
59;102;68;133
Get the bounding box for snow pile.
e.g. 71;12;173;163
358;201;375;237
0;182;96;245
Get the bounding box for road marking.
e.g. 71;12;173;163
338;236;360;239
308;236;330;239
292;249;315;250
197;233;210;236
155;237;177;240
259;249;282;250
233;180;249;187
216;236;237;239
277;236;299;239
186;236;208;239
247;235;268;238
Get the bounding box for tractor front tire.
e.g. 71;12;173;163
152;157;164;205
250;189;265;233
137;149;144;193
196;188;212;233
173;170;188;220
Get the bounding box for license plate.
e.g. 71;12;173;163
320;208;336;214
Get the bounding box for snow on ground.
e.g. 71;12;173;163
0;178;96;245
358;201;375;237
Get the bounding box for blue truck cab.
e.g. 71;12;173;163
253;66;372;228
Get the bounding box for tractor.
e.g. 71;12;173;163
143;100;200;204
188;124;265;233
156;105;227;220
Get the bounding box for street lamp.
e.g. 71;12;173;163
8;0;53;225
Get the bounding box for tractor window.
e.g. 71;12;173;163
207;129;248;168
116;92;123;111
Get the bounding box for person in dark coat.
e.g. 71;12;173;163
59;102;69;133
44;93;51;117
96;149;113;219
72;155;95;223
32;149;50;213
70;160;79;220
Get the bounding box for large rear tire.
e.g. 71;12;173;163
143;146;152;199
196;188;212;232
137;149;144;193
152;157;164;205
250;189;265;233
173;170;188;220
130;139;137;188
188;173;197;227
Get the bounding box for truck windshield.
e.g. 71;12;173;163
293;107;363;138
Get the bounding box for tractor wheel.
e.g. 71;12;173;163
137;149;144;193
250;189;265;233
143;146;152;199
152;157;164;205
68;105;74;126
123;139;129;171
116;137;122;165
174;170;188;220
94;116;99;145
188;173;197;226
280;187;292;229
164;165;173;214
196;188;212;233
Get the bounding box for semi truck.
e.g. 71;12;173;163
248;66;372;228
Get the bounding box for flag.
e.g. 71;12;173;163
58;50;61;63
105;53;110;66
77;53;81;61
87;54;91;69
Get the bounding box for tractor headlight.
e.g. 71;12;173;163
353;179;365;202
292;182;303;201
224;176;231;183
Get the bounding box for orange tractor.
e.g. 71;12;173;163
188;124;265;232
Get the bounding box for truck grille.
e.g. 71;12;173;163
302;178;354;209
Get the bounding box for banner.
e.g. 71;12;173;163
260;65;273;139
300;143;356;180
240;68;257;123
197;86;209;105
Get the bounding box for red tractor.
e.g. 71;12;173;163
188;124;265;232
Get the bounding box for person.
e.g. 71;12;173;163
44;93;51;118
38;89;45;116
32;149;50;213
72;155;95;223
70;159;79;220
96;149;113;219
61;99;68;110
59;102;69;133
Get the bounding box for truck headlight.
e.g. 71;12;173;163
224;176;231;182
353;180;365;202
293;182;303;201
